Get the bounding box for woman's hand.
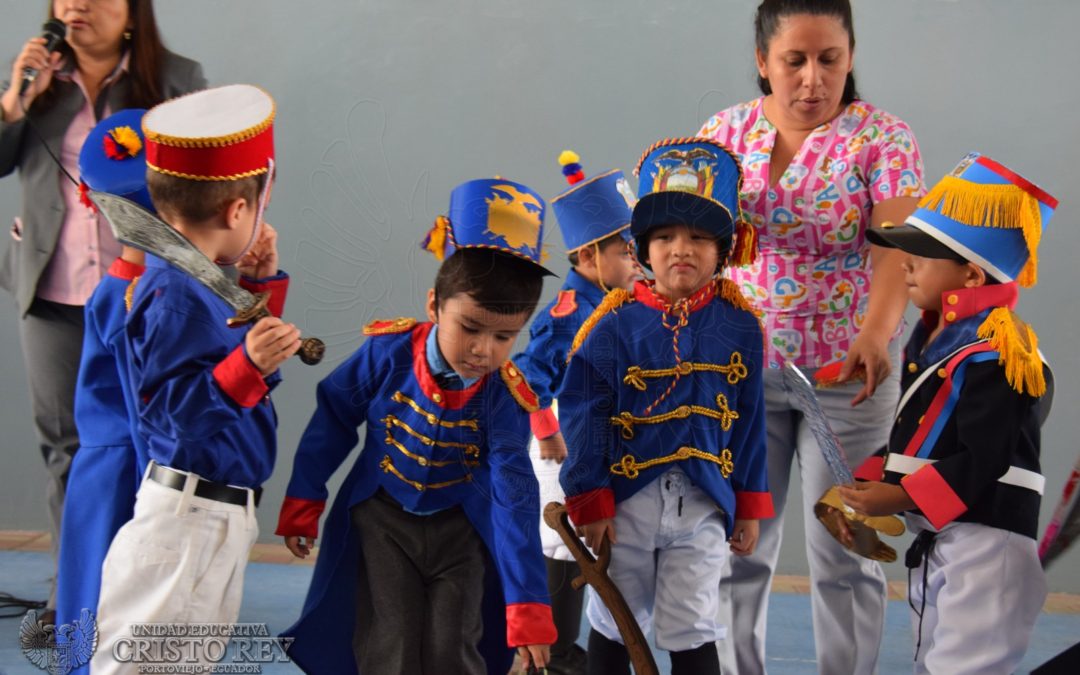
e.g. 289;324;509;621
840;327;892;406
1;37;62;122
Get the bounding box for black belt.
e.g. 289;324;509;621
147;463;261;507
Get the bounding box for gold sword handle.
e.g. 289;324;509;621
226;292;325;365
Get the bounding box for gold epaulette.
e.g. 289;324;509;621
362;317;417;336
124;276;141;312
718;278;757;315
566;288;634;362
976;307;1046;397
500;361;539;413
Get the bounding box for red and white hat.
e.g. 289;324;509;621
143;84;274;181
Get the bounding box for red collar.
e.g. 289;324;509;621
410;322;487;409
632;278;717;314
107;257;145;281
939;282;1018;326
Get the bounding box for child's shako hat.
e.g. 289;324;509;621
422;178;553;275
867;152;1057;287
142;84;275;181
631;137;756;269
78;108;152;211
549;150;634;253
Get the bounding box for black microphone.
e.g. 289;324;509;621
18;19;67;96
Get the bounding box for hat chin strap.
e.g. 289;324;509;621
216;158;274;266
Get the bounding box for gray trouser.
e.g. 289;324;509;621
351;491;487;675
718;355;900;675
19;299;84;608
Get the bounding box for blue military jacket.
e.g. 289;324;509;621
559;279;774;531
125;254;288;488
514;269;606;437
277;320;555;673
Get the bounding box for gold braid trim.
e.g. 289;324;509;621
379;455;473;492
623;352;748;390
391;391;480;430
124;276;141;312
611;446;734;479
976;307;1046;397
501;361;540;413
383;415;481;457
383;431;480;468
609;393;740;440
566;288;634;362
363;317;417;336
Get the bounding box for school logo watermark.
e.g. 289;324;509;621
20;608;97;675
21;612;294;674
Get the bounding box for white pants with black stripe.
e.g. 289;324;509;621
586;468;728;652
905;514;1045;675
91;467;259;674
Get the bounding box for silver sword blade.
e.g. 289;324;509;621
781;361;855;485
88;190;255;312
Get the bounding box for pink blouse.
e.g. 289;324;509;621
699;97;926;368
35;55;128;306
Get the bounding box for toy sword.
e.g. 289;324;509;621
780;361;904;562
88;190;325;365
1039;450;1079;568
543;502;658;675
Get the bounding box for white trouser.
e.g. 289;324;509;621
720;361;900;675
906;515;1045;675
529;401;575;560
587;468;728;652
91;467;259;674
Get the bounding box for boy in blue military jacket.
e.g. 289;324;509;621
277;178;558;674
839;153;1056;674
92;86;298;675
559;138;775;675
513;152;639;674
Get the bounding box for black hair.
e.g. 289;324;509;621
566;232;628;267
754;0;860;105
433;248;544;316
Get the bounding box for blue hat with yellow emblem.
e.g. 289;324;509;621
78;108;152;212
550;150;634;253
631;137;756;269
422;178;553;275
867;152;1057;287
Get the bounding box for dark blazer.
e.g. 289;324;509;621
0;49;205;315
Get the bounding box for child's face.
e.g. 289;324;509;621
645;224;720;301
902;254;982;311
596;237;641;291
426;291;530;381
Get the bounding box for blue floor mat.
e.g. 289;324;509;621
0;551;1075;673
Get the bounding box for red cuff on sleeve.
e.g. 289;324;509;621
854;455;885;482
239;275;290;317
564;488;615;527
901;465;967;530
735;491;775;519
275;496;326;539
529;408;560;439
505;602;557;648
212;345;268;408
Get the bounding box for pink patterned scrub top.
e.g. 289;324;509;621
699;97;926;369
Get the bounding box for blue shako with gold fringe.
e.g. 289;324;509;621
631;137;756;269
78;108;152;211
422;177;553;274
550;150;634;253
868;152;1058;287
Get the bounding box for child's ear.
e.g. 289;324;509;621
425;288;439;323
963;262;987;288
223;196;249;230
577;244;596;269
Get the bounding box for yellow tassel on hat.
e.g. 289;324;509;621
109;126;143;157
730;221;758;266
558;150;580;166
919;176;1043;286
422;215;449;261
976;307;1046;397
